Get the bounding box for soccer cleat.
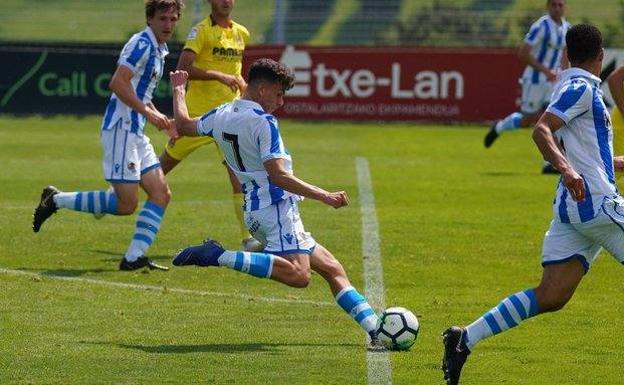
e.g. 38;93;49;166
442;326;471;385
367;331;388;352
119;256;169;271
32;186;60;233
242;237;263;252
484;122;500;148
541;163;560;174
172;238;225;267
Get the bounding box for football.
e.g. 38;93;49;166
376;307;419;351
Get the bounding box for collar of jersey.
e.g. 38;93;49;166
545;14;566;27
209;14;233;28
144;26;169;55
234;98;264;112
560;67;601;85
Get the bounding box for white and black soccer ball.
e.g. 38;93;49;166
376;307;419;351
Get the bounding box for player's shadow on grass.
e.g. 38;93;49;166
91;249;170;261
86;341;358;354
17;267;115;277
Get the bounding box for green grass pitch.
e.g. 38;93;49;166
1;116;623;384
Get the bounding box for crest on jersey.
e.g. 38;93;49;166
187;27;198;40
127;162;137;172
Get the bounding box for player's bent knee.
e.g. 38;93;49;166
116;200;138;215
289;269;311;288
149;186;172;207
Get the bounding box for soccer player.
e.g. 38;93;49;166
167;59;383;349
443;24;624;385
158;0;261;251
484;0;570;173
32;0;185;271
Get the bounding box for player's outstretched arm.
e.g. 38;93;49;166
614;156;624;171
518;43;557;81
264;158;349;209
533;112;585;201
110;65;173;132
170;70;200;137
177;50;246;92
608;66;624;116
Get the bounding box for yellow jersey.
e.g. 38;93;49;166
612;107;624;190
183;17;250;117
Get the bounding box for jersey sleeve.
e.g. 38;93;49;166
183;23;206;54
118;35;151;74
196;108;217;137
524;20;544;46
258;116;288;162
547;81;592;124
239;24;251;45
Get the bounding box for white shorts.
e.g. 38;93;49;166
244;197;316;256
542;196;624;272
520;79;553;114
101;127;160;183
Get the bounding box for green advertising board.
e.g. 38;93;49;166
0;42;180;115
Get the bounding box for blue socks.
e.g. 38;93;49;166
335;286;379;334
124;201;165;262
54;190;117;215
465;289;539;350
495;112;523;133
217;251;274;278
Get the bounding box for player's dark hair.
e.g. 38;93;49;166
145;0;184;19
248;58;295;92
566;24;602;65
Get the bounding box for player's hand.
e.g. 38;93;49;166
236;76;247;93
562;169;585;202
322;191;350;209
169;70;188;89
146;108;172;132
219;74;244;92
545;69;557;82
165;118;179;139
614;156;624;171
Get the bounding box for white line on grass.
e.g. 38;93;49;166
0;267;334;307
356;157;392;385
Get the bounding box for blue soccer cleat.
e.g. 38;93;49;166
172;238;226;267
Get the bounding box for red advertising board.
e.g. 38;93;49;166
243;45;523;122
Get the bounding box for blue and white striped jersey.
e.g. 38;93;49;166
101;27;169;136
546;68;616;224
522;15;570;85
197;99;297;212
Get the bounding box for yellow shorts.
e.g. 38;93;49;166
165;135;224;162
